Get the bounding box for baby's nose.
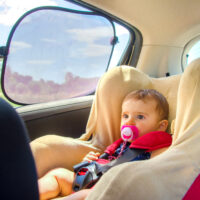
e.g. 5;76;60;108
125;119;135;125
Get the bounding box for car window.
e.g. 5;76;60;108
0;0;132;106
182;36;200;70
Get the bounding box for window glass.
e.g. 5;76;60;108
182;37;200;70
109;22;130;68
4;9;115;104
186;41;200;64
0;0;131;106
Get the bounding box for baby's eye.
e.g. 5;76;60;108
122;114;129;119
136;115;144;120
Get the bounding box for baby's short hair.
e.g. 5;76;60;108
123;89;169;120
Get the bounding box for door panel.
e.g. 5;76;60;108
17;96;93;141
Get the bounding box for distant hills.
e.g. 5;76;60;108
4;67;100;103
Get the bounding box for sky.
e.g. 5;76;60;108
0;0;86;46
0;0;131;104
0;0;130;83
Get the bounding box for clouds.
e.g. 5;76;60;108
66;26;113;43
41;38;58;44
76;43;111;57
9;41;32;53
0;0;56;26
65;26;113;58
27;60;55;65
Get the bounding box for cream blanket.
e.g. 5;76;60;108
31;59;200;199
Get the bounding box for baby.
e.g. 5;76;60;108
38;89;171;200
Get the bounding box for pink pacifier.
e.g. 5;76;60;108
121;125;139;142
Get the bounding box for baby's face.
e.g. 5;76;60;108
121;98;161;138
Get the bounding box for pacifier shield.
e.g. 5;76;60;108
121;125;139;142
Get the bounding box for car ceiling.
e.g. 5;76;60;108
80;0;200;76
81;0;200;46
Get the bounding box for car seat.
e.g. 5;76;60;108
31;59;200;199
0;98;39;199
31;63;180;177
86;59;200;200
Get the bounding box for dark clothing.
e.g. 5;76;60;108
0;98;39;200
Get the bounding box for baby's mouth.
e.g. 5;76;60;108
123;135;131;139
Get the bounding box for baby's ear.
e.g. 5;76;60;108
158;120;168;132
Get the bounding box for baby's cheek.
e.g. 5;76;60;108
137;126;147;137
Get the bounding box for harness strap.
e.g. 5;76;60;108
72;148;145;191
73;131;172;191
96;148;145;174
